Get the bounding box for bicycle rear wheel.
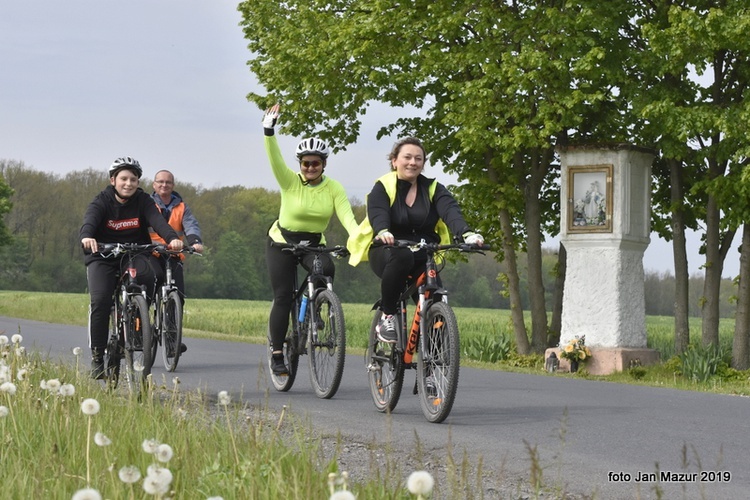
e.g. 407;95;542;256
160;291;183;372
366;309;404;413
267;300;300;391
123;295;153;393
103;306;122;389
417;301;460;423
308;289;346;399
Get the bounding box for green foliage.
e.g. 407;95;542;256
462;334;512;364
628;366;647;380
679;343;727;383
0;168;13;246
504;352;543;370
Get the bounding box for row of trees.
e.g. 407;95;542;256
0;161;512;307
238;1;750;367
0;160;737;317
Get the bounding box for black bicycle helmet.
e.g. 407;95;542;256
109;157;143;178
295;138;330;159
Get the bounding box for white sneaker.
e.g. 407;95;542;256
376;314;397;343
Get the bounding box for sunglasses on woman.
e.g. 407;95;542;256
301;160;322;168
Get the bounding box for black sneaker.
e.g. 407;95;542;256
271;354;288;375
315;317;325;331
90;360;106;380
90;349;105;380
166;343;187;357
376;314;397;343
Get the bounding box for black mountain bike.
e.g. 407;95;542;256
365;240;489;423
98;242;162;392
152;246;201;372
267;243;349;399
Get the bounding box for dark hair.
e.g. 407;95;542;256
387;137;427;168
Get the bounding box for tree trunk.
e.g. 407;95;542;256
549;242;566;348
732;224;750;369
702;194;723;346
523;148;552;354
668;158;690;354
498;207;530;354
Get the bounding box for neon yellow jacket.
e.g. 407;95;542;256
347;171;450;266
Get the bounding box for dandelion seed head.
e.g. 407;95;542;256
407;470;435;496
80;398;100;415
0;335;8;346
16;368;28;381
0;405;8;417
217;390;230;406
45;378;61;392
73;346;82;356
330;492;356;500
142;438;160;454
172;376;180;385
142;473;170;495
11;334;22;345
0;381;17;395
40;380;48;390
14;347;25;356
71;487;102;500
59;383;75;397
144;465;173;493
94;432;112;447
0;367;9;384
118;465;141;484
155;443;174;463
206;497;224;500
133;361;144;372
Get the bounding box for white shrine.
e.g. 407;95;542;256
546;144;660;374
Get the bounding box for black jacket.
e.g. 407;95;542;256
80;186;179;265
367;174;471;243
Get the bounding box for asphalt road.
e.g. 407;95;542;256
4;315;748;499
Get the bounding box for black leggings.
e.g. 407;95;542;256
368;245;426;316
265;237;335;351
86;254;163;350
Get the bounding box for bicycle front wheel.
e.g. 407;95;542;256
417;301;460;423
103;305;121;389
123;295;153;393
308;289;346;399
267;300;300;392
366;309;404;413
160;291;183;372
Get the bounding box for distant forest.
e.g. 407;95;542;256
0;160;738;318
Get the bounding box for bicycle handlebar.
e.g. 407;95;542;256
153;246;203;258
97;242;164;257
272;242;350;259
97;242;202;258
377;239;490;254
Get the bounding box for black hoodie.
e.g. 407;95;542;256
79;185;179;265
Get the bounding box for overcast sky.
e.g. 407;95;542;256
0;1;740;278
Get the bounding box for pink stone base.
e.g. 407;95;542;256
544;347;660;375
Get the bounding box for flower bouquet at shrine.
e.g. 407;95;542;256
559;335;592;372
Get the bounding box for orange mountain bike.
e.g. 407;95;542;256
365;240;489;423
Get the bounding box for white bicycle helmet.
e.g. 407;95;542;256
295;137;330;159
109;157;143;178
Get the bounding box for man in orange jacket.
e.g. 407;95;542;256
150;169;204;354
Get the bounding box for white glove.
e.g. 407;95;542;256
262;104;280;129
463;232;484;246
375;230;394;245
